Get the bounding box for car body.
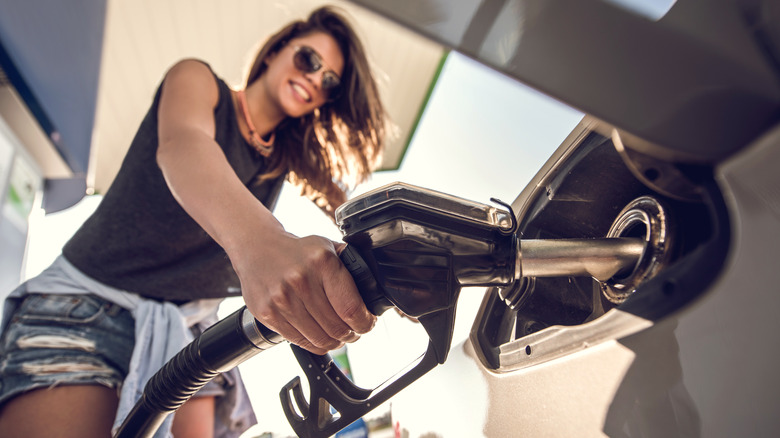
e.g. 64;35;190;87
345;0;780;436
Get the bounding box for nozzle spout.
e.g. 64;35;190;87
519;238;645;282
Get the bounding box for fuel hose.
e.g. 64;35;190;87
113;306;282;437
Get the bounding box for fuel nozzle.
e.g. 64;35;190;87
335;184;657;359
282;183;669;438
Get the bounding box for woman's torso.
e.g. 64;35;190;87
63;62;285;302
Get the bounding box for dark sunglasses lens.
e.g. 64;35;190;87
293;47;321;73
322;72;340;92
322;73;341;100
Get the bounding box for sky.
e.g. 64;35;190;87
24;51;583;436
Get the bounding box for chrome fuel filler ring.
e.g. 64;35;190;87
601;196;675;304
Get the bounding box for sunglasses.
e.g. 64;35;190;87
292;45;342;100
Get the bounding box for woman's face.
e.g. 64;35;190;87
263;31;345;118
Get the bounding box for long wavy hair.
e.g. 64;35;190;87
245;6;387;218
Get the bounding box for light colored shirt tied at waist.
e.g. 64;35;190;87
1;255;257;438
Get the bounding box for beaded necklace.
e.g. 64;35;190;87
237;89;275;157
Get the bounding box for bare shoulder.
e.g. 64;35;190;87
165;58;213;79
161;59;219;106
158;59;220;137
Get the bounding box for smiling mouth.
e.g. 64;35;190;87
291;82;312;103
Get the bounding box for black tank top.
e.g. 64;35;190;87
63;62;284;301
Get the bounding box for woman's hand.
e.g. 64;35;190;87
232;232;375;355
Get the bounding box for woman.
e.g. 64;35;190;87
0;6;386;438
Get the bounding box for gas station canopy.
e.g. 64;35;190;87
0;0;445;199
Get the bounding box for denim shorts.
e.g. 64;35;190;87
0;293;225;408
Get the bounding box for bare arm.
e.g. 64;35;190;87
156;59;375;354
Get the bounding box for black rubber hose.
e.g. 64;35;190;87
114;306;281;437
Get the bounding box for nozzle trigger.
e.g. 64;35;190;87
281;348;371;438
281;342;440;438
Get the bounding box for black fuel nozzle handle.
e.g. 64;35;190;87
340;244;460;364
338;244;393;316
339;244;457;364
281;244;460;438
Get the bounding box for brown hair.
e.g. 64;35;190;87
245;6;387;217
